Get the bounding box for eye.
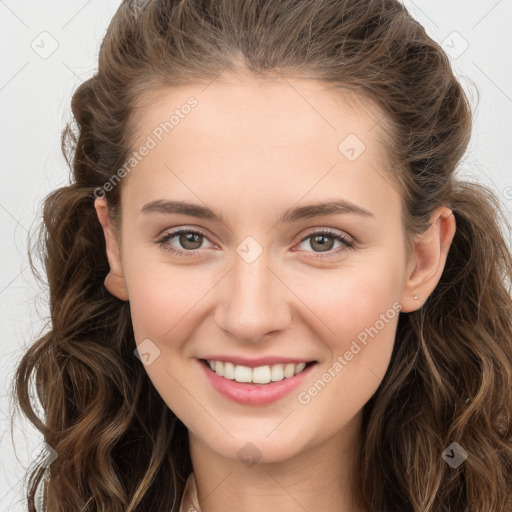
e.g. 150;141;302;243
156;228;216;257
294;228;354;258
155;226;355;259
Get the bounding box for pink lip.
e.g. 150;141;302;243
199;355;315;368
196;358;318;406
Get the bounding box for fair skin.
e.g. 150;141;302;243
94;75;455;512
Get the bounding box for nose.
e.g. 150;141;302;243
213;251;292;344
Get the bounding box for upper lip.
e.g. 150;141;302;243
198;355;317;368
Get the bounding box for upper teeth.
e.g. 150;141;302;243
207;360;308;384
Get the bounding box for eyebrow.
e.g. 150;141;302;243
140;198;374;224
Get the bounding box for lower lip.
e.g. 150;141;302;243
196;359;318;406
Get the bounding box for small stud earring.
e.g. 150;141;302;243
413;295;419;300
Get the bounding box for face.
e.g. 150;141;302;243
95;75;451;466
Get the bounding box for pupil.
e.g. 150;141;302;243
312;234;334;252
180;232;202;249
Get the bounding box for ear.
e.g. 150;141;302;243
400;206;456;313
94;197;129;301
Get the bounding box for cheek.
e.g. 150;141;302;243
124;253;218;345
291;260;403;429
299;250;404;342
294;250;405;405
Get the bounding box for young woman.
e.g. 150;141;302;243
14;0;512;511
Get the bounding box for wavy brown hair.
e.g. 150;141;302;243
12;0;512;511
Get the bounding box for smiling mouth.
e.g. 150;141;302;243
199;358;317;385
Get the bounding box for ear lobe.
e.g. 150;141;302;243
104;270;129;301
400;206;456;313
94;197;129;302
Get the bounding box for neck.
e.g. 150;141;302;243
188;411;365;512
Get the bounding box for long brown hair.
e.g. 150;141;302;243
12;0;512;510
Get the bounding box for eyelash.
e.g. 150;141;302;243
155;227;355;259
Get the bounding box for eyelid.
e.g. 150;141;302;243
293;226;354;245
156;224;216;241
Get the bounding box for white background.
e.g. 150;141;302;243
1;1;511;510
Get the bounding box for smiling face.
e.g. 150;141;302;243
94;74;452;468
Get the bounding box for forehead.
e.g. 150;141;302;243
130;74;389;152
121;76;401;222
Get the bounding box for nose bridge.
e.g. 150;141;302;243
214;245;291;342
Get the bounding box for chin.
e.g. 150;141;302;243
197;428;314;466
